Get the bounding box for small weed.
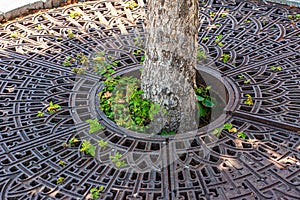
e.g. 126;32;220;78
76;53;89;66
56;37;63;41
71;67;86;74
244;79;251;84
161;130;176;135
56;177;64;185
288;15;294;19
125;1;138;10
59;160;65;166
10;31;22;39
244;19;251;23
80;140;96;157
197;48;207;61
220;53;230;63
195;85;215;117
238;74;244;79
92;52;117;77
133;49;142;55
214;35;223;47
47;101;61;114
133;37;144;47
209;11;215;18
90;186;105;199
98;140;108;149
223;123;237;133
270;66;282;71
35;25;43;30
62;56;75;67
110;152;126;168
244;94;254;106
68;137;79;146
67;30;74;38
37;111;44;117
220;13;227;18
202;37;209;42
237;132;247;139
69;10;82;19
86;118;104;134
214;34;222;43
212;123;238;137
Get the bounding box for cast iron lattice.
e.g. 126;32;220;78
0;0;300;199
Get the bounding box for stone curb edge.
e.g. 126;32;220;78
0;0;95;23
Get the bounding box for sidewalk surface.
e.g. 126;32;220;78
0;0;44;13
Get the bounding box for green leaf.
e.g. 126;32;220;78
86;118;104;133
223;123;233;130
212;128;222;136
198;103;208;117
237;132;247;139
197;95;205;101
202;98;215;107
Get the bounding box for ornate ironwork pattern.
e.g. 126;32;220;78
0;0;299;199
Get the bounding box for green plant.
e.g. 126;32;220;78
244;19;251;23
10;31;22;39
244;94;253;106
212;127;223;137
62;56;75;67
68;137;79;146
98;140;108;148
125;1;138;10
69;10;82;19
244;79;251;84
47;101;61;114
161;130;176;135
237;132;247;139
67;30;74;38
296;14;300;19
197;48;207;60
209;11;215;18
238;75;244;79
202;37;209;42
35;25;43;30
270;66;282;71
214;35;224;47
288;15;294;19
195;85;215;117
76;53;89;66
56;177;64;185
80;140;96;156
92;52;118;77
37;111;44;117
90;186;105;199
86;118;104;133
212;123;238;137
56;37;63;41
109;152;126;168
71;67;86;74
220;53;230;63
220;13;227;18
223;123;237;133
133;49;145;64
59;160;65;166
133;37;145;48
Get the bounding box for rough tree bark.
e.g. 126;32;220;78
141;0;199;134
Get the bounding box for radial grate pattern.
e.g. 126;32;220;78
0;0;299;199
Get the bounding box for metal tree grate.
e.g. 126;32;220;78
0;0;299;199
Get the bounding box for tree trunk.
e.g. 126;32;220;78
141;0;199;134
